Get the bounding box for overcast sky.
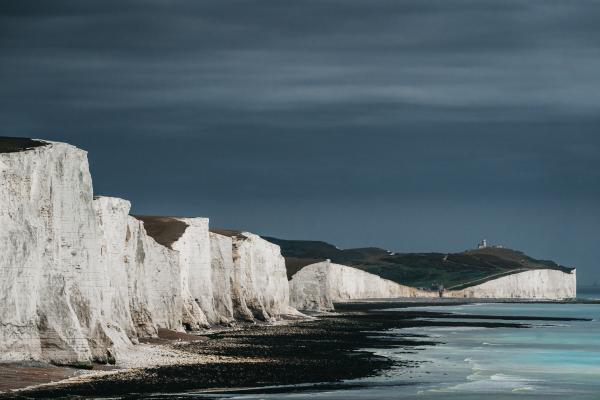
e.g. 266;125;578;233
1;1;599;284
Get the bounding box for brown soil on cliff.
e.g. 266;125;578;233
0;137;47;153
132;216;189;248
284;256;323;279
210;228;248;240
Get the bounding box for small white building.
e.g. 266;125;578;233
477;239;488;249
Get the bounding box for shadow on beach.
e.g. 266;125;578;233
1;300;592;399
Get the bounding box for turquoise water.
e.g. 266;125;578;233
192;296;600;399
578;290;600;301
378;301;600;399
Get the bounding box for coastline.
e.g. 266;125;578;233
2;299;594;399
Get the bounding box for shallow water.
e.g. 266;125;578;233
194;294;600;399
578;290;600;301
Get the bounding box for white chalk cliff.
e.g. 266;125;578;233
0;140;299;365
0;141;129;364
289;261;435;311
209;232;236;323
213;230;299;321
289;261;577;311
0;138;578;364
444;269;577;300
94;200;201;339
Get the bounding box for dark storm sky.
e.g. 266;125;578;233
1;1;599;284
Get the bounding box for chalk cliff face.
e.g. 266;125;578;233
169;218;213;328
94;200;194;339
289;261;577;311
230;232;296;321
328;263;435;301
94;207;299;332
0;140;300;365
289;261;335;311
209;232;235;323
207;231;299;323
93;197;137;350
445;269;577;300
0;142;127;364
289;261;435;311
97;209;227;334
127;217;184;336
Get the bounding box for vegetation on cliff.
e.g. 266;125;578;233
265;237;573;289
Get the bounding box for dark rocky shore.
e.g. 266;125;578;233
2;302;590;399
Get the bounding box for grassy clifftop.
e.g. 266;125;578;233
0;137;47;153
264;237;573;289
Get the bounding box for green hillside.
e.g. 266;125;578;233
0;136;46;153
264;237;574;289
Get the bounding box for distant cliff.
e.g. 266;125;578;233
272;237;576;310
443;268;576;300
289;261;575;311
289;261;435;311
265;237;575;292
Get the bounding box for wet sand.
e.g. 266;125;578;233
0;363;78;393
3;300;591;400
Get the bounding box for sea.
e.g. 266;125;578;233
201;291;600;400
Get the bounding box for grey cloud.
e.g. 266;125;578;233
0;0;599;283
